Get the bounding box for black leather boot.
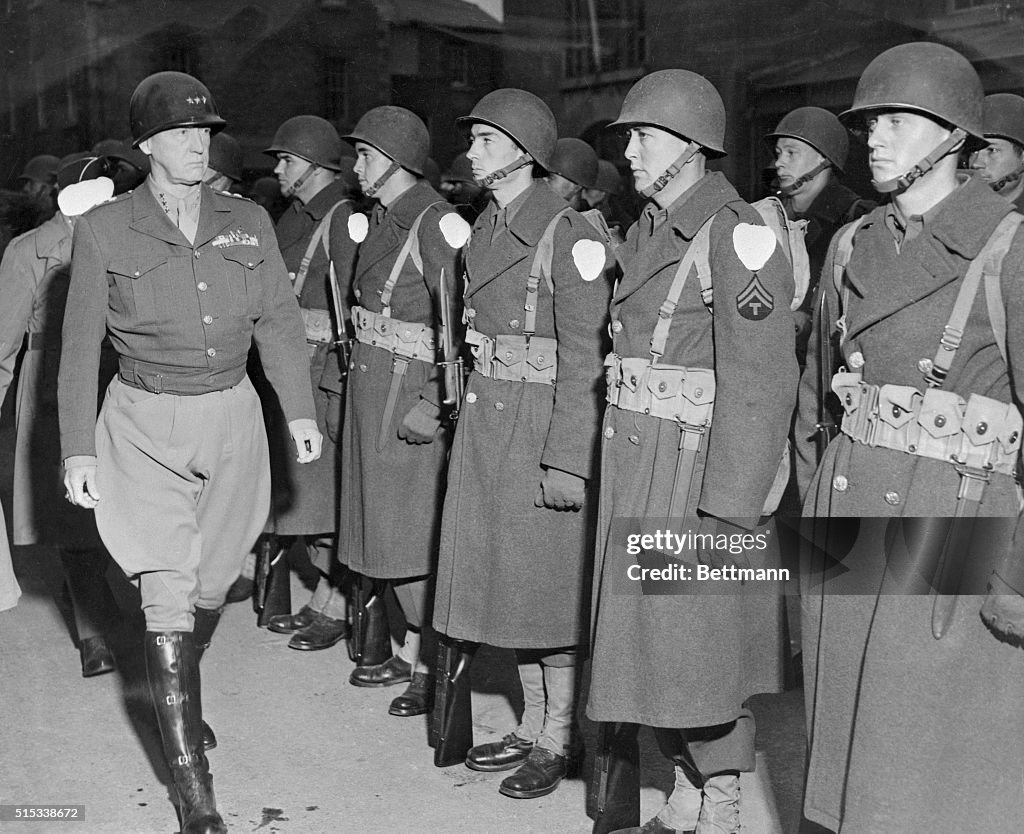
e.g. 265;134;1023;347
589;722;641;834
255;536;292;627
60;547;120;677
144;632;226;834
192;607;222;751
351;581;392;667
431;636;475;767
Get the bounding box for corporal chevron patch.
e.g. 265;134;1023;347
736;275;774;320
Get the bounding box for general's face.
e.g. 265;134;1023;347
353;142;395;192
971;137;1024;184
865;110;951;184
623;125;687;193
141;126;210;186
273;152;313;195
466;124;524;187
773;136;825;187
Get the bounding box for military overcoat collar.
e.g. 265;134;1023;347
355;180;446;279
33;212;71;262
301;179;352;221
464;180;568;299
128;181;234;249
614;171;742;304
806;179;864;226
842;176;1013;342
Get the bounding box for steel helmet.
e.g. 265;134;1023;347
766;106;849;171
264;115;345;172
456;89;557;170
208;132;244;182
593;159;622;195
548;138;599;188
55;153;115;217
840;43;983;139
982;93;1024;148
609;70;727;157
129;71;226;147
18;154;60;185
344;106;429;176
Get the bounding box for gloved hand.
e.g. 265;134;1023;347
289;418;323;463
534;467;586;511
398;399;442;444
696;514;753;571
980;572;1024;648
63;455;100;508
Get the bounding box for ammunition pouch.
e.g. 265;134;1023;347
465;328;557;385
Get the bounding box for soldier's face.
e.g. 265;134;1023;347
773;137;825;186
971;137;1024;183
141;127;210;186
624;126;686;192
466;125;524;184
353;142;395;192
866;111;951;183
274;153;313;195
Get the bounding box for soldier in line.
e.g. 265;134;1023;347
767;107;875;362
92;139;151;195
16;154;59;227
440;152;489;223
338;106;463;718
546;137;600;212
971;93;1024;211
59;72;320;834
0;154;122;677
432;89;611;799
582;159;629;244
258;116;358;652
586;70;796;834
204;132;244;193
795;44;1024;832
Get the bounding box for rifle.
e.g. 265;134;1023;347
814;284;839;461
328;261;352;376
437;267;465;423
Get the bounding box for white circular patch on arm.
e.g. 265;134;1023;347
348;212;369;243
439;212;472;248
732;223;777;272
572;239;606;282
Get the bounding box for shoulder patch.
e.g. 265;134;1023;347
439;212;471;249
736;275;774;320
348;212;369;243
732;223;776;272
572;238;606;282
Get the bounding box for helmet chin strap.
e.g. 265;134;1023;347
476;153;533;188
363;160;401;198
283;159;320;199
639;145;700;199
776;160;831;198
872;128;967;194
990;164;1024;193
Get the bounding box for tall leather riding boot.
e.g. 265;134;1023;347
60;547;119;677
588;722;640;834
351;582;392;667
255;535;291;627
192;607;222;751
431;636;475;767
144;632;226;834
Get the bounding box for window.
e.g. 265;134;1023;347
950;0;997;9
564;0;646;80
445;42;470;88
323;56;348;122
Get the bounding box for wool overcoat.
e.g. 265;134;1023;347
262;180;356;535
432;180;611;649
338;181;459;580
587;172;798;728
794;176;1024;833
0;213;114;547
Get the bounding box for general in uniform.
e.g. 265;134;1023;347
795;44;1024;833
58;72;319;834
432;89;612;799
586;71;797;834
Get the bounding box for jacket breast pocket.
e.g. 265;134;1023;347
108;256;168;322
219;251;265;316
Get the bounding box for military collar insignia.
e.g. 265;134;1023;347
212;228;259;248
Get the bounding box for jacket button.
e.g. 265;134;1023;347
629;375;637;385
848;351;864;369
203;315;213;325
537;355;545;362
133;270;140;277
207;348;216;357
977;421;988;435
359;363;367;372
247;262;254;268
832;475;848;492
194;251;201;259
494;401;504;411
917;358;933;374
505;351;514;360
197;282;208;291
604;426;614;439
934;414;946;428
611;321;623;333
884;490;900;505
892;404;902;418
509;319;520;328
658;381;667;392
628;434;640;445
694;388;703;398
1011;431;1019;444
466;392;477;404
